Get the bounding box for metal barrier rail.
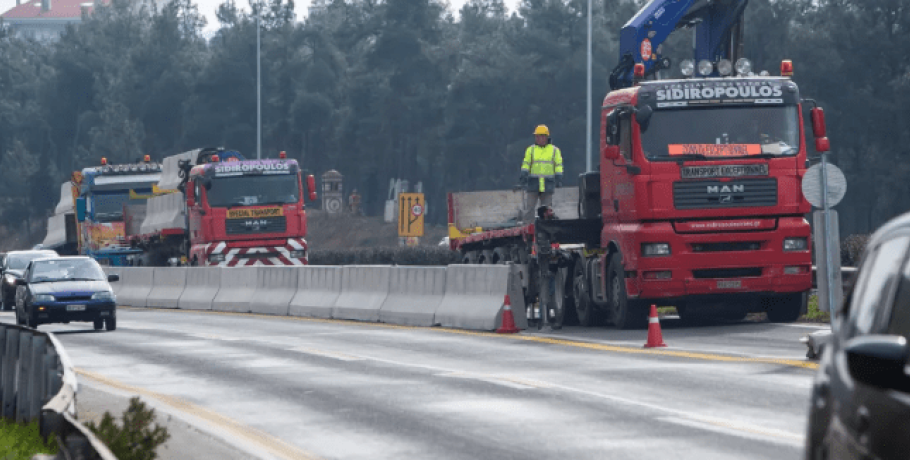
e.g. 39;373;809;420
0;323;115;459
811;266;858;291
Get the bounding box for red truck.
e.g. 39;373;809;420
449;71;827;328
126;148;318;266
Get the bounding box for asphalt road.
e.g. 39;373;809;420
0;309;824;460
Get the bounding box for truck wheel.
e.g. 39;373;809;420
608;254;646;329
573;258;597;327
765;292;805;323
492;248;510;264
479;250;496;264
462;251;479;264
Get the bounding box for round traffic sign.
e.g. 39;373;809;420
411;204;423;217
326;198;342;213
802;163;847;207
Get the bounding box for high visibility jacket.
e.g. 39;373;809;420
521;144;564;192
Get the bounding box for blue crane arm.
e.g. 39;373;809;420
610;0;750;90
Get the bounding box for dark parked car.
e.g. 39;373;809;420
805;212;910;459
14;256;119;330
1;249;58;310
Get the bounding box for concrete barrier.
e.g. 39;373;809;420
434;264;527;331
378;267;446;327
288;266;342;318
115;267;154;308
102;267;126;296
248;267;297;316
177;267;221;311
211;267;258;313
145;267;187;308
332;266;391;322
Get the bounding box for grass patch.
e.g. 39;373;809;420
800;294;830;323
0;418;57;459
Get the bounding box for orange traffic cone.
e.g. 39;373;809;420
644;304;667;348
497;295;520;334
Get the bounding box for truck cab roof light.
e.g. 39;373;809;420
279;151;287;159
680;59;695;77
100;157;107;166
211;154;220;162
781;60;794;77
144;154;151;162
717;59;733;76
697;60;713;76
735;58;752;76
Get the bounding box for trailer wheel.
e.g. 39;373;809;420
573;258;597;327
479;250;495;264
608;254;646;330
462;251;480;264
492;248;510;264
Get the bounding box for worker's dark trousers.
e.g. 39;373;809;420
524;191;553;222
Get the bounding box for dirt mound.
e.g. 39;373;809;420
305;210;448;249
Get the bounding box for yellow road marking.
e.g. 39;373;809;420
76;369;321;460
120;307;818;370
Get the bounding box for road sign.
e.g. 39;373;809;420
802;163;847;207
398;193;425;237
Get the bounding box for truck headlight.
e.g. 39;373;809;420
208;253;226;263
642;243;671;257
289;250;306;259
33;294;54;303
92;291;115;301
783;238;808;251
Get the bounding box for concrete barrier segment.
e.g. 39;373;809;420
332;266;391;322
378;267;446;327
248;267;297;316
115;267;155;308
145;267;188;309
288;266;342;318
178;267;221;311
434;264;527;331
211;267;259;313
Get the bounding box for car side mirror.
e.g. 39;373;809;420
108;274;120;282
203;177;213;191
845;335;910;391
634;105;653;132
15;278;26;286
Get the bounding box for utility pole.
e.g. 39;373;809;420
585;0;592;172
256;0;262;159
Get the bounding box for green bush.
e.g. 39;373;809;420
801;295;830;322
0;418;57;459
86;397;169;460
841;234;870;267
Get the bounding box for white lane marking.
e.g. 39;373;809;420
777;323;832;330
291;347;363;362
659;416;803;447
435;372;551;390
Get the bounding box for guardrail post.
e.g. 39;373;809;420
43;348;58;405
2;328;19;419
16;331;32;423
0;327;6;406
29;335;47;423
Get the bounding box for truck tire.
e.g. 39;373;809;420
480;250;495;264
462;251;479;264
573;258;597;327
608;254;646;329
765;292;805;323
492;248;511;264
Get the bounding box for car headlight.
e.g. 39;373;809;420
33;294;54;303
289;250;306;259
642;243;671;257
92;291;115;301
208;253;226;263
4;274;16;285
783;237;808;251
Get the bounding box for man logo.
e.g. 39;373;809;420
707;184;745;194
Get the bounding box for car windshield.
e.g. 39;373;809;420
206;174;300;208
93;193;149;222
7;252;57;270
29;259;106;283
640;105;800;160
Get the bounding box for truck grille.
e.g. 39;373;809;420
225;217;286;235
691;242;762;252
692;268;762;279
674;179;777;209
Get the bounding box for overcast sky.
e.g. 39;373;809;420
0;0;522;34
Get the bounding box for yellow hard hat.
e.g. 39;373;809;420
533;125;550;136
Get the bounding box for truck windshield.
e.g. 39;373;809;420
93;193;148;222
206;174;300;208
640;105;800;160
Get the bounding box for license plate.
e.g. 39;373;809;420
717;280;742;289
66;305;86;312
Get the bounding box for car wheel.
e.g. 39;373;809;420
26;310;39;329
93;319;104;331
105;316;116;331
608;253;647;330
765;292;805;323
15;306;24;326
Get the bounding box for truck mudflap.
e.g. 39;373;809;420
196;238;308;266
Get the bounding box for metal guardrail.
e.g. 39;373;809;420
811;265;857;291
0;323;116;460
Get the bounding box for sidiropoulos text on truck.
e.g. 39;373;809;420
448;0;831;328
125;148;318;266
